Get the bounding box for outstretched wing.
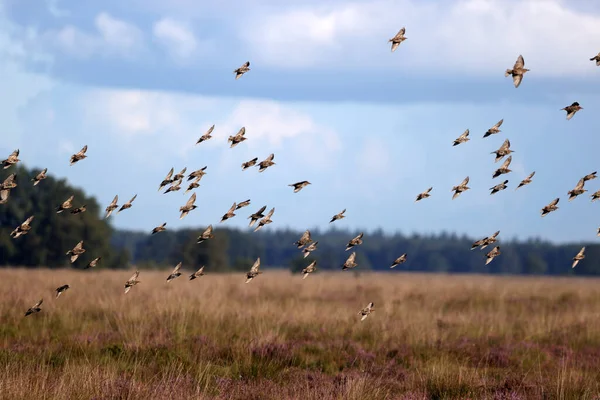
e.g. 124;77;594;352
460;176;470;186
172;262;182;274
514;54;524;69
250;258;261;274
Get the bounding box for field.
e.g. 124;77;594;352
1;269;600;399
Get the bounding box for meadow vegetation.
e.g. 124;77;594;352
2;269;600;399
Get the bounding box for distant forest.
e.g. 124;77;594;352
2;166;600;276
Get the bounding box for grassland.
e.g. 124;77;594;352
1;268;600;399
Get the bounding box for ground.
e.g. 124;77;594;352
1;268;600;399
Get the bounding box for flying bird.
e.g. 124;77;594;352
70;145;88;165
166;262;182;283
245;257;261;283
490;180;509;195
189;266;205;280
32;168;47;186
342;252;358;271
303;241;318;258
228;127;247;148
124;271;140;294
152;223;167;234
196;125;215;144
541;198;560;217
179;193;198;220
493;156;512;178
24;299;43;317
582;171;597;182
471;231;500;251
70;205;87;215
234;61;250;79
242;157;258;170
187;167;207;181
257;154;276;172
491;139;514;162
567;178;587;201
302;261;317;279
85;257;102;269
572;247;586;268
289;181;311;193
294;230;313;249
483;119;504;138
197;225;214;244
55;284;70;299
56;195;75;213
1;173;17;190
391;254;407;268
452;176;470;200
330;209;346;223
590;52;600;66
104;195;119;219
592;189;600;202
505;55;529;88
358;302;374;321
389;27;406;52
164;179;183;194
118;194;137;213
254;207;275;232
172;168;187;182
0;188;9;204
2;149;20;169
158;167;175;192
415;187;433;202
485;246;501;265
10;215;34;239
66;241;85;263
346;233;364;251
561;102;583;120
220;202;237;223
185;177;201;194
248;205;267;227
516;172;535;190
236;199;251;210
453;129;470;146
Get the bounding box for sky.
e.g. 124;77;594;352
1;0;600;243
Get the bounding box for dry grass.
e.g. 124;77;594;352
1;268;600;399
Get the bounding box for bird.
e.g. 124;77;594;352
234;61;250;79
24;299;43;317
0;188;9;204
254;208;275;232
491;139;514;163
31;168;47;186
242;157;258;170
415;187;433;202
493;156;512;179
452;176;470;200
485;246;501;265
220;202;237;223
330;209;346;223
196;125;215;144
152;223;167;234
582;171;597;182
289;181;311;193
257;154;276;172
55;284;70;298
187;167;207;181
104;195;119;219
516;172;535;190
248;205;267;227
346;233;364;251
453;129;470;146
85;257;102;269
358;302;374;321
228;127;247;148
302;261;317;279
117;195;137;213
568;178;587;201
483;119;504;138
56;195;75;213
592;190;600;202
541;198;560;217
342;252;358;271
70;145;88;165
189;266;205;280
471;231;500;251
185;177;201;194
236;199;251;210
10;215;34;239
66;241;85;263
245;257;261;283
179;193;198;220
572;247;586;268
490;180;509;195
124;271;140;294
2;149;20;169
561;102;583;120
172;168;188;182
294;230;313;249
303;241;318;258
164;179;183;194
389;27;406;52
391;254;407;268
70;205;87;215
591;52;600;66
1;173;17;190
166;262;183;283
197;225;214;244
505;55;529;88
158;167;175;192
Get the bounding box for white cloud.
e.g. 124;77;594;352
243;0;600;76
152;18;198;61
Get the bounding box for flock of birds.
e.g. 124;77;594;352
4;27;600;321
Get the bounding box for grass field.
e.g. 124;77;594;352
1;268;600;399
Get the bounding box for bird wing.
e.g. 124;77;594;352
347;252;357;264
129;271;139;282
527;171;535;180
513;74;523;88
250;258;261;274
460;176;470;186
227;202;237;213
514;54;524;69
577;247;586;257
265;207;275;218
24;215;35;225
494;119;504;129
236;127;246;137
185;193;197;207
459;129;469;139
172;262;182;274
395;27;405;38
164;167;174;181
501;156;512;169
129;194;137;203
499;139;510;152
33;299;43;308
2;173;16;186
79;145;88;155
550;198;560;206
574;178;585;191
204;225;213;236
266;153;275;162
73;241;84;251
110;195;119;206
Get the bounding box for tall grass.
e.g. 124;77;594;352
1;268;600;399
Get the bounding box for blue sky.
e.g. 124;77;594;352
2;0;600;243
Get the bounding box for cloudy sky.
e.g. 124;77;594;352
2;0;600;243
